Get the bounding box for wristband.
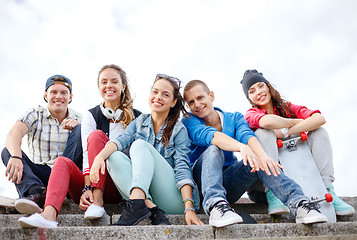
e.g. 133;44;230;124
10;155;23;160
81;185;92;195
183;198;194;206
280;128;289;138
184;208;195;214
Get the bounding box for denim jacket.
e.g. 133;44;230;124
110;114;200;210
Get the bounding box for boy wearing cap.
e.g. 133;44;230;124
182;79;328;227
1;75;82;215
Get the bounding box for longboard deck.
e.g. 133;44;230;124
278;136;336;223
0;196;15;208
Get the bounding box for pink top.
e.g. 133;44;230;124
245;102;320;130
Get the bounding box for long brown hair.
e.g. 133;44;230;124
98;64;135;128
153;75;189;147
249;83;297;118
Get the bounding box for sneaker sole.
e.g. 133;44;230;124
84;213;105;220
209;216;243;228
113;212;151;226
335;209;355;216
18;218;38;228
296;216;328;224
15;199;42;215
18;215;58;228
269;207;290;215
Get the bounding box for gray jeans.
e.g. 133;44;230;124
255;127;335;189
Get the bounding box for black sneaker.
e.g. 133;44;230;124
113;199;151;226
15;186;46;215
149;206;171;225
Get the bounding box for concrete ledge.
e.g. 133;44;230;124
1;222;357;239
214;222;357;239
0;225;215;240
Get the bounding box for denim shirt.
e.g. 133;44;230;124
110;114;200;210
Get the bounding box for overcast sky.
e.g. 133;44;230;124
1;0;356;198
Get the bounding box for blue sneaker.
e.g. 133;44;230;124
328;185;355;215
266;189;290;215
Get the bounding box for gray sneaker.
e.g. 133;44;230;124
295;201;328;224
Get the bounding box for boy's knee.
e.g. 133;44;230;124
206;145;221;155
202;145;224;163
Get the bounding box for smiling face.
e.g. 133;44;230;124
184;84;215;121
149;78;177;115
98;68;125;109
44;84;72;115
248;82;272;110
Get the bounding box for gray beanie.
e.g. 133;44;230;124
240;69;269;98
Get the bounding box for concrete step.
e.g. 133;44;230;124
2;196;355;216
1;212;355;228
1;222;357;239
1;197;356;239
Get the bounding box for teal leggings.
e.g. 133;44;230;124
107;139;185;214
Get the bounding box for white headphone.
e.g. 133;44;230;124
100;103;123;122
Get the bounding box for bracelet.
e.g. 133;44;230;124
280;128;289;138
81;185;92;195
10;155;22;160
184;208;195;214
183;198;194;205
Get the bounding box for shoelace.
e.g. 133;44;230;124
119;200;134;217
301;202;321;213
215;204;234;216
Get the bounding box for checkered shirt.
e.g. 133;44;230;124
19;105;81;166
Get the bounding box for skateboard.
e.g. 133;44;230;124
277;133;336;223
0;195;17;214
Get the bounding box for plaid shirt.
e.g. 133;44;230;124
19;105;81;166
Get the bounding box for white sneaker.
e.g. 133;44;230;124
18;213;58;228
15;198;42;215
295;201;328;224
209;202;243;227
84;204;106;219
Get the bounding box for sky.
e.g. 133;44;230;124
1;0;356;198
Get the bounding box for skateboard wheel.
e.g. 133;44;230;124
300;132;308;141
277;139;283;148
325;193;333;202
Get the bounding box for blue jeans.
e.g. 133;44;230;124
1;125;82;197
107;139;200;214
192;145;309;216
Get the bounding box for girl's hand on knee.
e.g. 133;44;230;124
185;211;204;225
90;156;105;183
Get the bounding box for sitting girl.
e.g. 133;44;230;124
90;74;203;226
241;69;355;216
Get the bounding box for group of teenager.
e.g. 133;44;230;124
2;64;354;229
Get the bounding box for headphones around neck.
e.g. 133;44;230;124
100;103;123;121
